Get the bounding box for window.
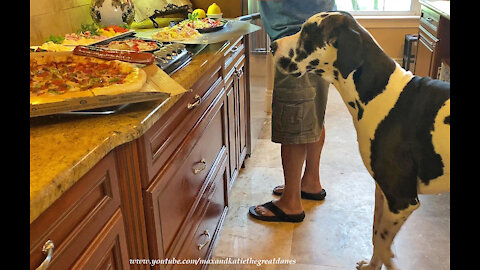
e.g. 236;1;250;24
336;0;421;16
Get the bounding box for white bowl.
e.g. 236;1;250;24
207;13;223;19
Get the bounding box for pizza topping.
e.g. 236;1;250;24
30;53;144;103
152;24;200;41
99;39;159;52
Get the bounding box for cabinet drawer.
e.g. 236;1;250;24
144;86;228;259
30;151;121;270
139;62;223;187
224;36;244;79
170;153;228;270
419;25;438;51
420;5;440;37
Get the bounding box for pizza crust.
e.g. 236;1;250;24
90;68;147;96
30;90;95;105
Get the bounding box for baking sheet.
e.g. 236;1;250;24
135;20;262;44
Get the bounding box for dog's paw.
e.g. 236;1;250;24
356;260;381;270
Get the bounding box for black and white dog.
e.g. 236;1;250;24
271;11;450;270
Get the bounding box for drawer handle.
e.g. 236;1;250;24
230;46;239;54
420;35;436;48
187;95;202;110
197;230;211;250
36;240;54;270
193;158;207;174
234;68;244;78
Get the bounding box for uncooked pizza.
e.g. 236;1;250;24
30;52;147;104
99;39;159;52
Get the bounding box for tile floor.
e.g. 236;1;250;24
209;55;450;270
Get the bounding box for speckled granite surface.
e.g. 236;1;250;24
30;41;232;223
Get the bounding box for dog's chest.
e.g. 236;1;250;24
343;66;414;175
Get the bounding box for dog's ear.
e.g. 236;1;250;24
334;27;363;79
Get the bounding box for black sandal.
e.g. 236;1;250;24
248;201;305;223
273;185;327;201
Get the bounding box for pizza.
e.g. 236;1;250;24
152;24;200;41
178;18;224;32
99;39;159;52
30;52;147;104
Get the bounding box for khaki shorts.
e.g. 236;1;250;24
271;67;329;144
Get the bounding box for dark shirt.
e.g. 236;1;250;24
258;0;337;41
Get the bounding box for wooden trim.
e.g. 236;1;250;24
115;143;151;270
244;34;252;158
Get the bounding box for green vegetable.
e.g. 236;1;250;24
77;23;99;35
45;35;65;44
187;12;198;21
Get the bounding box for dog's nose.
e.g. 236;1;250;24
270;42;278;55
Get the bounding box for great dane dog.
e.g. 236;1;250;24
270;11;450;270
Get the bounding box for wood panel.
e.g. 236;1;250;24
71;209;130;270
30;151;121;270
235;56;248;168
225;77;238;186
115;143;151;270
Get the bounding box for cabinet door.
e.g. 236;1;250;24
415;26;439;78
415;35;434;77
71;209;130;270
234;56;248;168
225;77;238;185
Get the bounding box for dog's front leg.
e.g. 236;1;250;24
368;194;420;270
356;184;384;270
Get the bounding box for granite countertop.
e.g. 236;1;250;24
420;0;450;19
30;40;233;224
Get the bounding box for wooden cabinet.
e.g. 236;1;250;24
223;36;250;191
142;71;228;264
30;37;251;270
138;37;250;269
30;151;129;270
414;4;449;79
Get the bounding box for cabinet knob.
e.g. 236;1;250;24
36;240;54;270
197;230;211;250
193;158;207;174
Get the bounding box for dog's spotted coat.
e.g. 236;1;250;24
271;11;450;270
